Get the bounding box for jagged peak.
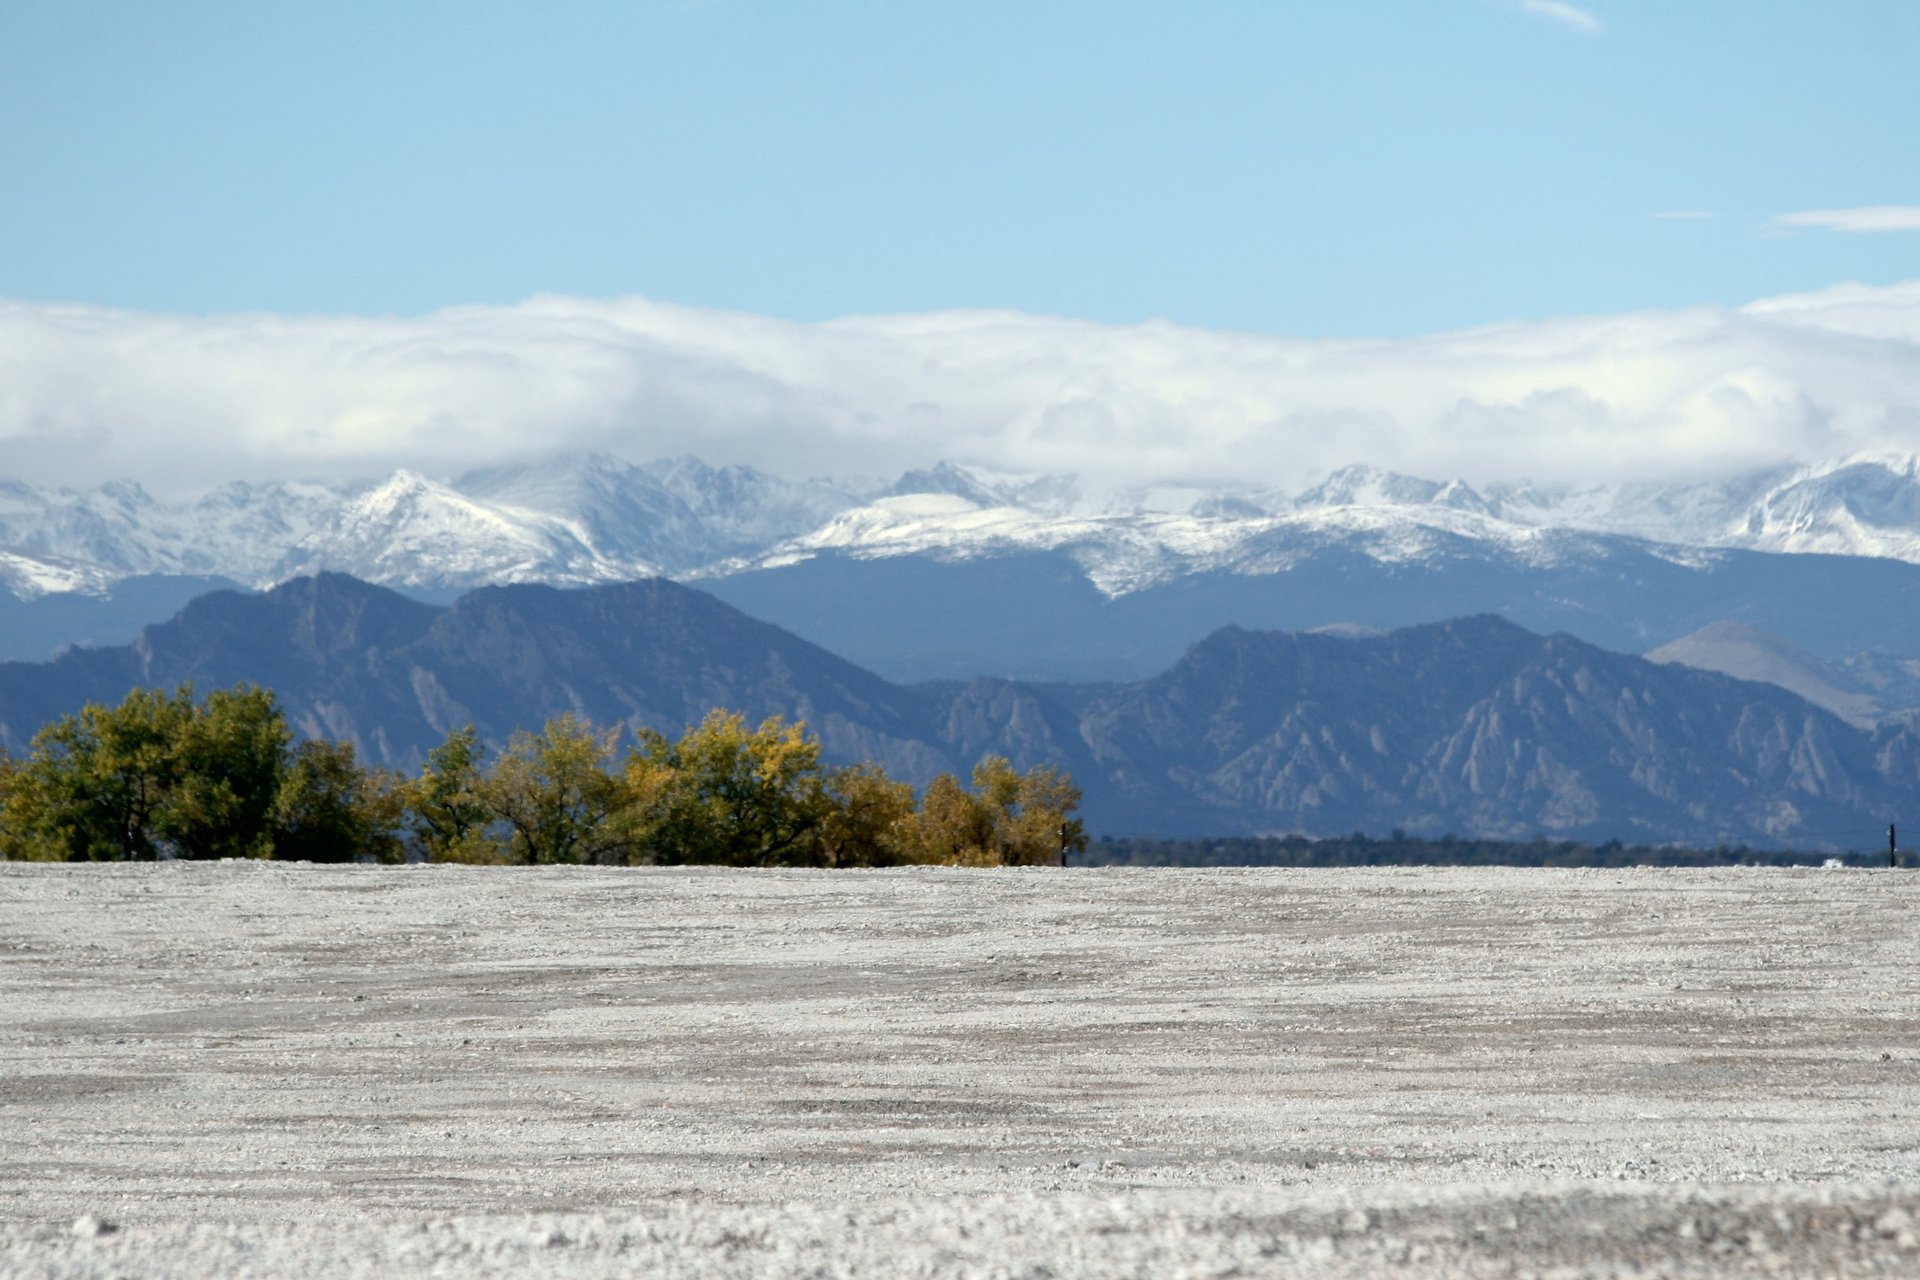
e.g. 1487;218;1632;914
886;461;1079;513
643;453;732;483
460;450;637;488
888;461;1005;502
94;479;154;508
1292;464;1483;512
362;467;444;498
1784;451;1920;484
345;469;521;520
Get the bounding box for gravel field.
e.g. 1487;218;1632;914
4;861;1920;1276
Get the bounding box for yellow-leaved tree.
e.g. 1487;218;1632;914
626;711;829;866
890;756;1086;866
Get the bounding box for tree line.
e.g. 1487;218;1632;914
0;684;1087;867
1086;832;1880;868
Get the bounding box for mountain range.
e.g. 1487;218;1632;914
10;452;1920;688
14;451;1920;593
3;572;1913;849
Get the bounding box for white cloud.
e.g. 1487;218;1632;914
2;282;1919;499
1776;206;1920;233
1518;1;1602;34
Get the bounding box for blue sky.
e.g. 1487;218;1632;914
2;0;1915;337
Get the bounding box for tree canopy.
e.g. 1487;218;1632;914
0;684;1084;869
0;684;288;861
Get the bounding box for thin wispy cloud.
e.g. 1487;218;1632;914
1777;206;1920;233
2;283;1919;500
1518;1;1603;35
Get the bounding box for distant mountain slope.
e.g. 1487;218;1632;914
1073;618;1902;842
0;576;441;755
702;539;1920;682
0;573;949;780
368;577;948;778
3;575;1916;849
0;575;242;663
14;452;1920;681
1648;621;1888;728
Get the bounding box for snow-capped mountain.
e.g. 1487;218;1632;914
1291;466;1494;516
453;453;872;575
176;480;356;580
0;476;340;585
883;461;1084;515
9;449;1920;606
1478;455;1920;559
1724;455;1920;561
273;470;620;590
0;455;875;600
733;487;1629;597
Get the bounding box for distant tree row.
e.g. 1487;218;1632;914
1085;832;1882;868
0;684;1087;867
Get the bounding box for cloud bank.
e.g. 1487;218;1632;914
3;281;1919;499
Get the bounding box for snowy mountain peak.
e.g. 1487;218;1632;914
1430;479;1494;515
887;462;1081;515
15;450;1920;604
1792;451;1920;484
361;468;449;506
94;479;155;512
272;468;612;590
641;454;754;498
1293;465;1487;513
1727;454;1920;561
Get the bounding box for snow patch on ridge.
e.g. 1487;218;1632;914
0;550;114;599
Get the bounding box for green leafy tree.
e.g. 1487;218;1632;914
0;747;57;861
0;687;194;860
0;684;294;861
480;713;632;864
159;684;290;860
273;739;404;863
404;726;501;862
626;711;829;866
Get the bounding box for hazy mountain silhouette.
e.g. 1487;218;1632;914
3;574;1912;847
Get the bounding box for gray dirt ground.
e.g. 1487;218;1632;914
4;861;1920;1277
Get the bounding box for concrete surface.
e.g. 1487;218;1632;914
4;861;1919;1276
